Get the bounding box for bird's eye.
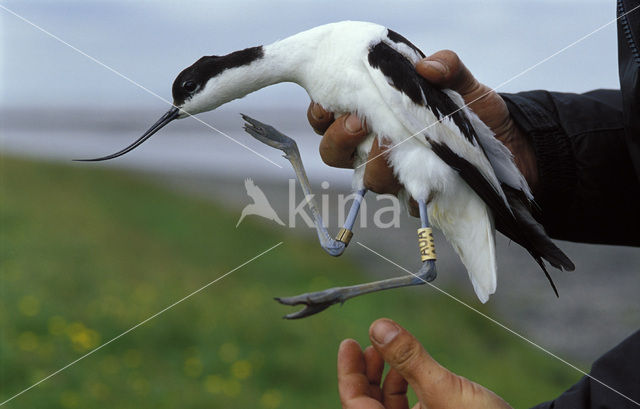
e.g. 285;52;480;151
183;81;197;93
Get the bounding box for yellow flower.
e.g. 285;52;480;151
260;389;282;408
184;357;203;378
88;381;110;400
231;360;252;380
18;331;38;351
204;374;224;394
18;295;40;316
130;377;150;395
66;322;100;352
59;391;79;408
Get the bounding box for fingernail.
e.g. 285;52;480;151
310;103;326;121
371;320;399;345
420;60;447;76
345;115;362;133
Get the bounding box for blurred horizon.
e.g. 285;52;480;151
1;0;623;182
1;0;619;113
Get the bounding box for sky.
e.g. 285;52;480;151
0;0;620;112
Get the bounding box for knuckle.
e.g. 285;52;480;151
390;340;422;371
319;143;352;168
319;147;338;167
363;174;386;193
307;103;333;134
441;49;460;63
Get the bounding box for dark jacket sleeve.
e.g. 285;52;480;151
618;0;640;179
500;0;640;247
500;90;640;246
500;3;640;408
530;330;640;409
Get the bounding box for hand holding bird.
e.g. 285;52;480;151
308;49;540;198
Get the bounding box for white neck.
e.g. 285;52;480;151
185;30;325;114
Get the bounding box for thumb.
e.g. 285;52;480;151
368;318;455;405
415;49;480;96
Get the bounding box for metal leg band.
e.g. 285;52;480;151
336;228;354;245
417;227;436;261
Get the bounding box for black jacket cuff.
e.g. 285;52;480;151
500;92;578;227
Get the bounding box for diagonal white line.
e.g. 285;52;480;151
0;4;282;169
0;242;284;406
356;241;640;407
358;3;640;169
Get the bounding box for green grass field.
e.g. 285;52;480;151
0;156;579;408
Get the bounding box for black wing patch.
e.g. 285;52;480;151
367;41;476;143
428;138;575;295
369;39;573;293
172;46;264;106
427;138;516;237
386;29;426;58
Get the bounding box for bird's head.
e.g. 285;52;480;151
171;56;227;117
77;46;265;162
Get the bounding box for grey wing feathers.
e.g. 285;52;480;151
442;89;533;201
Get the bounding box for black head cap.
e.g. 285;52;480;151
172;46;265;106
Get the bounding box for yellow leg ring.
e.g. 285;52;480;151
417;227;436;261
336;228;354;245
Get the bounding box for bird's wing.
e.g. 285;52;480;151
377;29;532;200
441;89;533;200
363;39;574;286
363;40;513;218
429;187;498;302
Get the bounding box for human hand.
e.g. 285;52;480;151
338;318;513;409
307;50;539;198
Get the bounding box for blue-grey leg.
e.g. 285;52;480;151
334;188;367;248
272;202;439;320
242;114;437;319
242;114;366;257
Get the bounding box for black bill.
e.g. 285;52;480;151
75;107;180;162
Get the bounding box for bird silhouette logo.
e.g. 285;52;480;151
236;178;285;228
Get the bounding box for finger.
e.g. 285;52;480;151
363;138;402;194
364;346;384;401
369;319;454;404
416;50;510;133
307;102;335;135
338;339;378;408
381;369;409;409
415;50;479;96
319;114;368;169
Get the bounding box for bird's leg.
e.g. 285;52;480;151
416;199;438;282
274;199;438;319
242;114;438;319
241;114;365;256
335;188;367;248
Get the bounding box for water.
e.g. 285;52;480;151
2;107;639;365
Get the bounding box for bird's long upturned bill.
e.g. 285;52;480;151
75;107;180;161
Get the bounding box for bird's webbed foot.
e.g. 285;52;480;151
275;288;347;319
241;114;299;158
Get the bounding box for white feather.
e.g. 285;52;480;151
184;21;533;302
